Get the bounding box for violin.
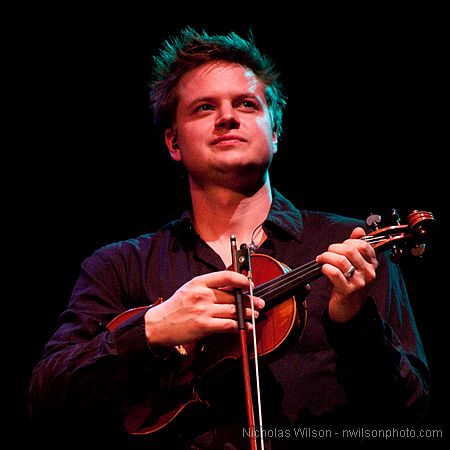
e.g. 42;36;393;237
107;209;435;438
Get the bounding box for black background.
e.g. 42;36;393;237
14;1;447;447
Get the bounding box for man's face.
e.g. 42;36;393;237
165;61;278;190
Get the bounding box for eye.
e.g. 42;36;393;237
239;100;258;110
196;103;214;112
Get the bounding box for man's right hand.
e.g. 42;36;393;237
144;270;265;346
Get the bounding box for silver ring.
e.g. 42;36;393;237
343;265;356;279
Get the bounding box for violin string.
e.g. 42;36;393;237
254;263;319;298
254;261;320;300
248;272;265;450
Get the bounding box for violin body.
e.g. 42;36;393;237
107;253;307;436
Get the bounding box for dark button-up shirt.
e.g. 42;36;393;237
29;190;429;449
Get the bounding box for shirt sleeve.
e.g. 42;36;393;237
322;251;430;423
28;249;170;432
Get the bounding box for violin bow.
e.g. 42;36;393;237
231;236;264;450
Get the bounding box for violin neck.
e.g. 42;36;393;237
253;260;322;308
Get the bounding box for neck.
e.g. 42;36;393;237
191;179;272;266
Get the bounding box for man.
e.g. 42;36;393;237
29;27;429;449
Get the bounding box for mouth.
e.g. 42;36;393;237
211;135;247;146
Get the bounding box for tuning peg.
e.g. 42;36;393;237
390;246;404;262
411;243;426;257
366;213;381;230
391;208;401;225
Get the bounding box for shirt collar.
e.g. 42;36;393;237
176;188;303;244
265;188;303;241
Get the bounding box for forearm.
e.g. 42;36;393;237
29;308;155;422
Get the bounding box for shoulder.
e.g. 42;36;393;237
299;210;366;250
302;209;365;231
271;190;366;235
88;220;181;264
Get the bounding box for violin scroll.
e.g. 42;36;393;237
364;209;435;261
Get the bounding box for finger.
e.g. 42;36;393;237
211;288;238;304
325;241;377;267
349;226;366;239
244;306;259;320
343;238;377;265
211;290;265;312
211;304;259;320
243;295;265;310
207;317;256;334
199;270;251;290
317;246;368;275
320;263;348;284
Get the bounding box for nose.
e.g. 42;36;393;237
215;103;240;130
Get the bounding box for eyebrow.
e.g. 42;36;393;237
186;93;263;110
186;96;216;109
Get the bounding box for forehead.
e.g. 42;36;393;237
177;61;267;101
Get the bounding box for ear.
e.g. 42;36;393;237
165;128;181;161
272;131;278;154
